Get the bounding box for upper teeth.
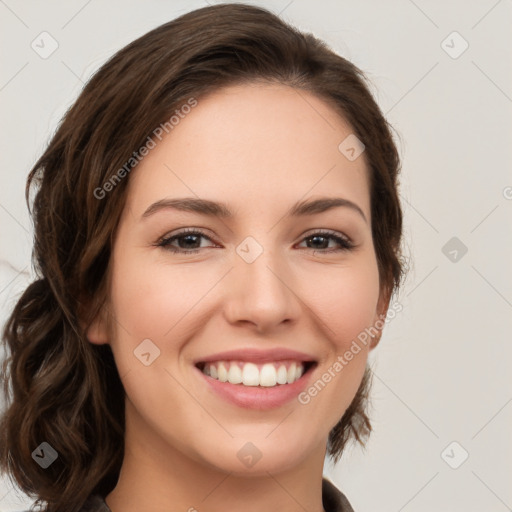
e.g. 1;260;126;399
202;361;305;387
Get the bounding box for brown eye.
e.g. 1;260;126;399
298;230;354;252
156;229;216;254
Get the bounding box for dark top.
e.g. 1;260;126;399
22;477;354;512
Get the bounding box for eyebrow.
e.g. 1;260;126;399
142;196;367;223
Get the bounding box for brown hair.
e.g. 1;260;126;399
0;3;404;511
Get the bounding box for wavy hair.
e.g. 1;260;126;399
0;3;404;511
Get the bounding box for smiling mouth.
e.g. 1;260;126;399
195;360;317;387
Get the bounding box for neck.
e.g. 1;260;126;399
105;401;327;512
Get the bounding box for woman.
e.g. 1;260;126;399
0;3;404;512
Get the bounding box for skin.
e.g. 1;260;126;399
87;82;389;512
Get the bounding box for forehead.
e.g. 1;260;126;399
123;83;370;221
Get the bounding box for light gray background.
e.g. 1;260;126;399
1;1;511;511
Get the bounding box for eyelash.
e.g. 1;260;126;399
155;228;354;255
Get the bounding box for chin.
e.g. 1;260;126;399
192;434;312;476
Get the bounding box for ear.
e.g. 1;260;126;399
85;309;110;345
78;295;110;345
369;287;391;350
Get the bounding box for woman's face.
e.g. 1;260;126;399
90;83;386;476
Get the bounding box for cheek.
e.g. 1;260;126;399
109;251;212;338
298;254;379;416
105;254;213;414
305;258;381;350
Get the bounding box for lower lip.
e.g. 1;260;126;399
195;364;316;410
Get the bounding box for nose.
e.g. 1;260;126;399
222;241;302;334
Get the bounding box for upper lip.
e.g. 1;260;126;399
194;348;317;365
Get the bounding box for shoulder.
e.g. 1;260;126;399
322;477;356;512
